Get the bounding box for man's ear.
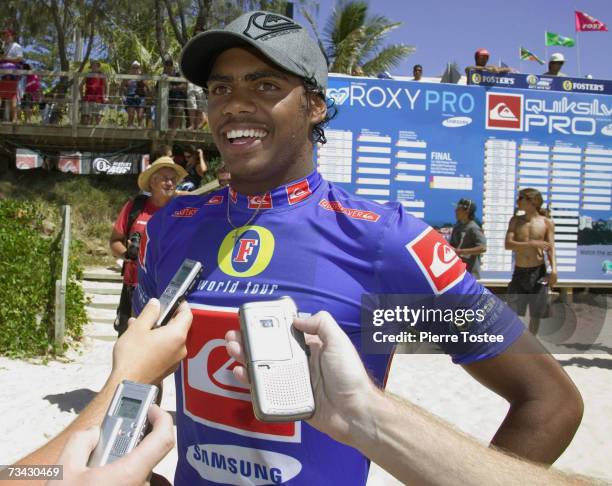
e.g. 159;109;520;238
308;93;327;126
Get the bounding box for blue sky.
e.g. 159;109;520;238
297;0;612;79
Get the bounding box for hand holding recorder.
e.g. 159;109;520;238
226;309;378;444
112;298;192;385
54;404;174;486
226;311;588;486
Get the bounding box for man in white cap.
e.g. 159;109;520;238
109;157;186;336
129;10;581;486
544;53;567;76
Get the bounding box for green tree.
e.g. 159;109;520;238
1;1;318;73
317;0;414;76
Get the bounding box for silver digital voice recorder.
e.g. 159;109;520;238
87;381;158;467
156;258;202;327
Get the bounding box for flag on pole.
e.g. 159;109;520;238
520;47;545;65
575;10;608;32
545;31;575;47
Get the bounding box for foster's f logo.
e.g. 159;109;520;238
218;226;275;277
233;238;258;263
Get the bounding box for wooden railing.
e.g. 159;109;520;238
0;68;204;133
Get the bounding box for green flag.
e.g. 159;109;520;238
520;47;545;65
545;31;575;47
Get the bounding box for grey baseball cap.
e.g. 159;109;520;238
454;198;476;213
180;11;328;91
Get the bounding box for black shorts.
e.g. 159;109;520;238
507;265;549;318
114;283;135;336
20;92;38;109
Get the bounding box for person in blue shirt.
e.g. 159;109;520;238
133;11;582;486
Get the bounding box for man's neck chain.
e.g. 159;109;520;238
226;189;265;243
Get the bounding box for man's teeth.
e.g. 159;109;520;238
226;129;267;140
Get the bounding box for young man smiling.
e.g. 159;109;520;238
134;11;582;485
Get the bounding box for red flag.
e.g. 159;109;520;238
575;10;608;32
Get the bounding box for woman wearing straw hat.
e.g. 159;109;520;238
109;157;187;335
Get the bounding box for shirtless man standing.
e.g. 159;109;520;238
505;188;557;334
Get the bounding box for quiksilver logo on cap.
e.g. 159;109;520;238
243;12;301;40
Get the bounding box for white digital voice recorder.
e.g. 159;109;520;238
239;296;315;422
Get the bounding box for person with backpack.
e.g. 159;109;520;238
109;156;186;336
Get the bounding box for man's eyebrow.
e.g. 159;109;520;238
245;70;289;81
207;73;232;83
207;70;290;84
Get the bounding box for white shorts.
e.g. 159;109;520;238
187;87;207;111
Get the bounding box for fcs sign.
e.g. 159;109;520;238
218;226;275;278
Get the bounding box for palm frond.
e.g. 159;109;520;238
360;21;403;60
322;0;411;76
361;44;415;75
323;0;367;54
330;25;366;73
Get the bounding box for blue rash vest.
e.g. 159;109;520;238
134;170;524;486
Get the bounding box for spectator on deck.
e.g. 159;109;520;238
41;84;64;125
122;60;147;128
0;28;23;122
465;48;511;75
20;63;41;124
187;81;207;130
81;59;107;125
163;58;187;129
1;29;23;63
412;64;423;81
544;53;567;77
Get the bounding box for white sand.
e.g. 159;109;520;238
1;316;611;484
